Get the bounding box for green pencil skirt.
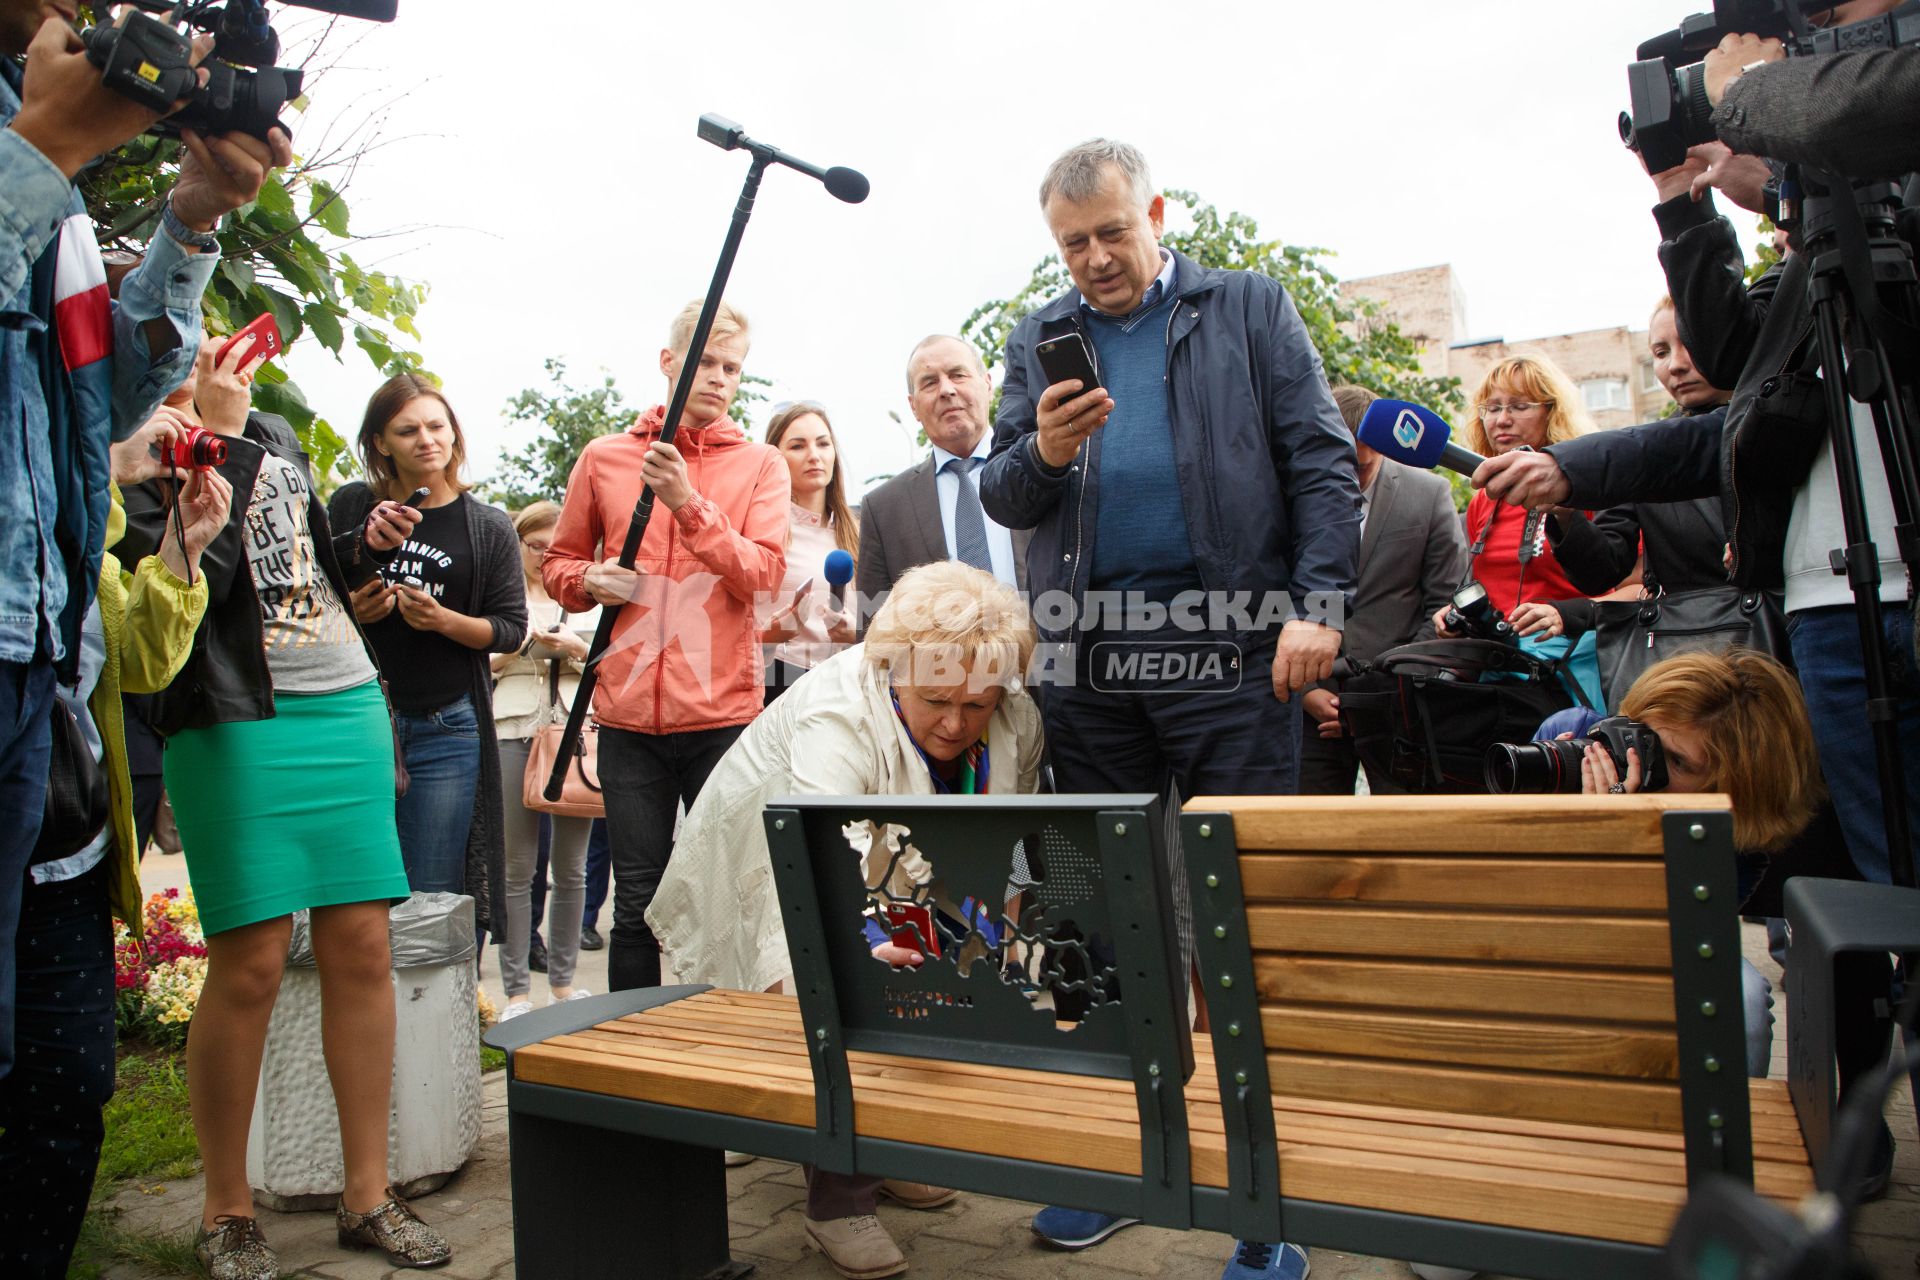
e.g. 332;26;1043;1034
165;678;410;936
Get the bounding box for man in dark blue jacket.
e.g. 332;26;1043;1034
978;137;1356;1280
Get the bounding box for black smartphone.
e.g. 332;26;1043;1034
1035;333;1100;399
401;486;431;509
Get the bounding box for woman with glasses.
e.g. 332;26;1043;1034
1435;355;1611;704
759;402;860;701
490;502;599;1019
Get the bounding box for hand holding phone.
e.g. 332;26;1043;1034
216;313;282;370
402;486;432;509
1033;333;1113;470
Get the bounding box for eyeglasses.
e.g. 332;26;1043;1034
521;539;552;554
1477;401;1550;419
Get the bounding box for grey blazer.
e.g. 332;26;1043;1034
1336;461;1469;671
857;453;1031;622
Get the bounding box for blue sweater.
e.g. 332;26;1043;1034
1085;290;1197;604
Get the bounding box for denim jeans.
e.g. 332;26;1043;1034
0;861;115;1277
1787;605;1920;887
599;725;743;991
0;654;56;1081
393;693;481;896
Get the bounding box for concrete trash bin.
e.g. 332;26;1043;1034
246;892;483;1211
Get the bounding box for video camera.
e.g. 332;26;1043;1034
1618;0;1919;172
1485;715;1669;795
82;1;397;142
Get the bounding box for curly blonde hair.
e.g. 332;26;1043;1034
1620;650;1824;853
864;561;1034;693
1460;353;1594;457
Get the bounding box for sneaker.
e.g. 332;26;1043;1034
804;1213;907;1279
550;989;595;1005
1030;1206;1141;1250
876;1179;958;1209
194;1215;277;1279
1221;1240;1309;1280
1410;1266;1476;1280
579;925;605;951
499;999;534;1022
724;1151;756;1167
336;1187;452;1268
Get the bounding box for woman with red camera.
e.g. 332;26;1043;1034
120;340;456;1277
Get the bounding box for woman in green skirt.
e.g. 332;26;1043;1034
122;342;454;1277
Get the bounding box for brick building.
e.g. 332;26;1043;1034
1342;265;1670;430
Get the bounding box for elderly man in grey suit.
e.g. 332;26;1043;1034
857;335;1030;614
1299;385;1469;795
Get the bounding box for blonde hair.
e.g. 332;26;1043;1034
1460;354;1594;457
1620;650;1824;853
864;561;1034;693
513;500;561;539
668;299;750;356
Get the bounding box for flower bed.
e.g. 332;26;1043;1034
114;889;208;1049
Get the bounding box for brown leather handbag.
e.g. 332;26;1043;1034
522;661;602;818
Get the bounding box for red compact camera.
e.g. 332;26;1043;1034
159;424;228;471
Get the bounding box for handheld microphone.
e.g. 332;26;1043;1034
824;549;854;610
1355;399;1489;477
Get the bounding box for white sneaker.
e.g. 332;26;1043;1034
550;989;595;1004
724;1151;755;1167
499;999;534;1022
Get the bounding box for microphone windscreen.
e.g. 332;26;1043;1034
824;166;870;204
824;549;855;587
1355;399;1456;469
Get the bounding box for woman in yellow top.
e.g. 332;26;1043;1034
0;414;229;1279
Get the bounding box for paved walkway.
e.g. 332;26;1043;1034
112;859;1918;1279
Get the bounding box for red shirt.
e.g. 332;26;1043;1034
1463;492;1594;615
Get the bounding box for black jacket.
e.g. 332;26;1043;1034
120;413;384;737
978;248;1360;643
1547;407;1732;597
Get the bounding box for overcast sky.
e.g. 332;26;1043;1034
275;0;1763;497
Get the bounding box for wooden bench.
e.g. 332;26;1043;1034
483;794;1897;1280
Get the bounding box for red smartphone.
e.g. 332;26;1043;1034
216;313;282;368
885;903;942;959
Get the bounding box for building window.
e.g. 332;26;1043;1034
1582;378;1630;412
1639;360;1660;394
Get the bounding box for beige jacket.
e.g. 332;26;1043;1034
647;644;1044;992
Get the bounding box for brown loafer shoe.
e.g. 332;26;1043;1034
194;1215;277;1280
876;1180;958;1210
336;1187;453;1269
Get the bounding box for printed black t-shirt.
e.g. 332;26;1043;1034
367;493;476;713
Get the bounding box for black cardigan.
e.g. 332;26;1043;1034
327;481;527;936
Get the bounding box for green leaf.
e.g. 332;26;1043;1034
250;375;314;432
309;180;350;237
255;177;296;222
303;303;344;354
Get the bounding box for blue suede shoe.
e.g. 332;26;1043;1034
1029;1206;1141;1250
1220;1240;1309;1280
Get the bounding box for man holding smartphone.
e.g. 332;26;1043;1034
978;139;1356;1279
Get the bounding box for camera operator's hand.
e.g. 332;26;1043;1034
1431;604;1457;639
192;340;267;436
1582;742;1644;795
111;406;196;487
364;501;420;552
642;441;694;512
1302;688;1344;740
1035;380;1113;471
349;577;397;625
1646;147;1716;204
156;467;233;581
1687;141;1773;214
1473;450;1571;510
7;18;209;179
1706;32;1785;107
1271;620;1340;703
584;559;642;608
169;127;294;236
1509;601;1567;640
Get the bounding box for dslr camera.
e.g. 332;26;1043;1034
1485;715;1670;795
1618;0;1919;172
82;1;397;142
1442;581;1519;647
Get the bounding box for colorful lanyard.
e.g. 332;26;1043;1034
890;692;991;795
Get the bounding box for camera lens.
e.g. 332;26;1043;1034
1485;739;1585;794
190;434;228;467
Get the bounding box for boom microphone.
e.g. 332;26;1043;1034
1355;399;1488;477
824;548;854;609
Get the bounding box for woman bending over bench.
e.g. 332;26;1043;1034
649;559;1043;1279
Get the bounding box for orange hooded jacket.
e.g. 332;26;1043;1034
544;406;789;734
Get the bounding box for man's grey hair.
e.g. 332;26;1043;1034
905;334;986;392
1038;139;1155;211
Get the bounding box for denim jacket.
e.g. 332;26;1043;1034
1;61;218;679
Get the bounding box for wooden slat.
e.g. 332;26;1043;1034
1246;905;1674;968
1237;854;1667;911
1269;1052;1683;1130
1254;955;1677;1024
1185;794;1729;854
1260;1004;1678;1080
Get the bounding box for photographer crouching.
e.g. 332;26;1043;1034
1479;0;1918;1200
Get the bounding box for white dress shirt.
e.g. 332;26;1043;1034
930;435;1019;589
